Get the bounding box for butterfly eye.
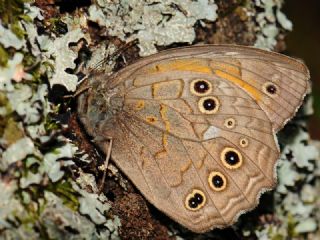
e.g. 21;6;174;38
198;96;220;114
239;138;249;147
190;79;212;96
263;82;278;97
221;147;243;169
208;171;227;191
185;189;206;211
224;118;236;129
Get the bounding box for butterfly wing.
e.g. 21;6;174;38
113;69;278;232
77;45;309;233
109;44;310;132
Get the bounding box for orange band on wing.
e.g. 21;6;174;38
214;70;261;101
210;61;241;78
160;104;170;147
150;59;212;74
147;59;261;101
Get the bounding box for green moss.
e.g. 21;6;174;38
10;21;26;39
0;0;24;25
19;13;32;23
23;53;44;87
15;180;79;229
287;214;298;238
0;91;13;136
0;90;10;109
272;234;284;240
2;117;25;145
0;0;31;24
44;116;60;131
21;201;41;224
23;52;36;68
0;0;31;39
47;180;80;211
0;44;9;66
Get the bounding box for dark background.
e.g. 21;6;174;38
284;0;320;139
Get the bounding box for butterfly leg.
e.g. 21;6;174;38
97;137;113;193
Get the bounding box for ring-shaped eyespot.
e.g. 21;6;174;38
239;138;249;148
198;96;220;114
208;171;227;191
263;82;279;97
220;147;243;169
190;79;212;96
224;118;236;129
185;189;206;211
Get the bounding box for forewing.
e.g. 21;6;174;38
109;44;309;132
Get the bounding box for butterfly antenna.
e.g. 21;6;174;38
78;39;138;89
89;39;139;74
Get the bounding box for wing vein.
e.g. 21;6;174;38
119;115;225;224
180;139;251;215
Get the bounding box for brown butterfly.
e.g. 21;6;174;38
77;44;310;233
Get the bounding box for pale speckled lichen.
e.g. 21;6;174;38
274;130;319;236
248;126;320;239
1;137;35;170
88;0;218;56
44;28;90;91
0;24;25;49
0;2;121;239
253;0;292;49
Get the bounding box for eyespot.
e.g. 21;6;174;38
198;96;220;114
224;118;236;129
221;147;243;169
208;171;227;191
239;138;249;147
263;82;278;97
185;189;206;211
190;79;212;96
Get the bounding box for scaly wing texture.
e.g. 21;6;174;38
109;45;310;132
78;45;309;233
108;67;278;232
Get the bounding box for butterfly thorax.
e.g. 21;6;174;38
77;76;124;140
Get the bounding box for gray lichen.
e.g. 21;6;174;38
254;0;292;49
0;24;25;49
1;137;35;170
0;2;120;239
271;129;319;238
88;0;218;56
44;28;90;91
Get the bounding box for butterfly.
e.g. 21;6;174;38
77;44;310;233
